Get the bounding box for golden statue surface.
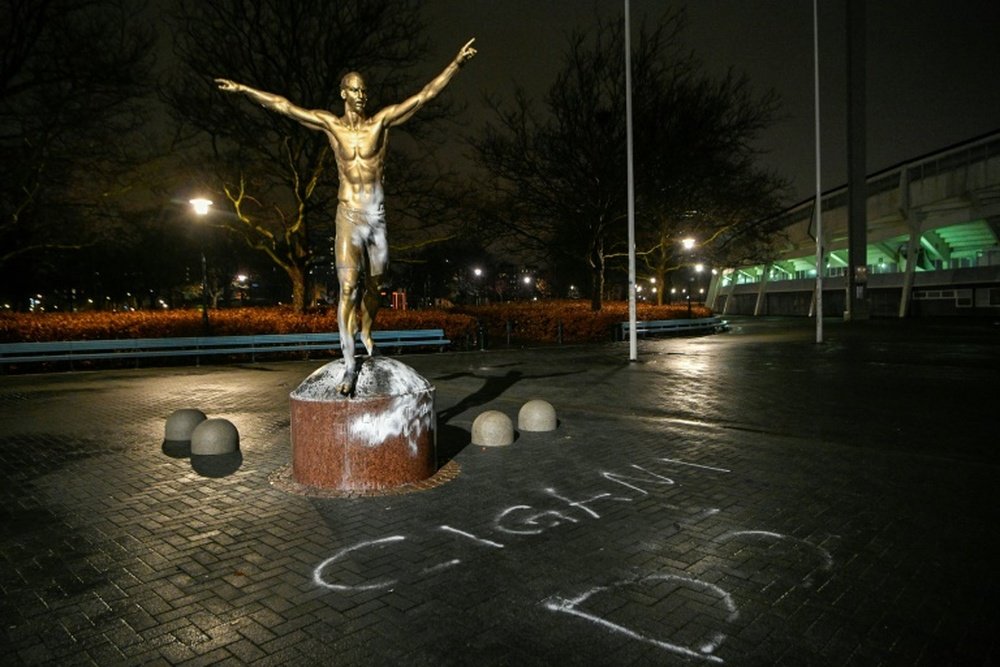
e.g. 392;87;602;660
217;39;477;394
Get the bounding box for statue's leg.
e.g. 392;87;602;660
333;207;363;396
360;271;381;356
336;267;361;394
360;220;389;357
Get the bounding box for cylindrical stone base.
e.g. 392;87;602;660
290;357;436;491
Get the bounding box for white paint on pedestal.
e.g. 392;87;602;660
291;357;435;454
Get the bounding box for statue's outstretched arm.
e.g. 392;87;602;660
380;38;477;127
215;78;328;131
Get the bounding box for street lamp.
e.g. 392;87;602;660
680;237;698;316
472;267;484;305
688;263;705;316
235;274;249;304
189;198;213;333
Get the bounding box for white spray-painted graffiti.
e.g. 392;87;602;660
312;455;834;663
347;393;435;455
312;535;406;591
544;574;738;663
716;529;834;589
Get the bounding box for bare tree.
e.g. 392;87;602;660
0;0;155;281
472;9;788;310
163;0;464;312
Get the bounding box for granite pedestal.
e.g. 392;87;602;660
289;357;436;491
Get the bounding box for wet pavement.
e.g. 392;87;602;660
1;315;997;665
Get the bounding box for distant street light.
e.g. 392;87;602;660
236;274;249;304
681;238;698;317
472;267;484;304
190;198;213;215
189;198;213;333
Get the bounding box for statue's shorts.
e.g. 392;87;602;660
334;205;388;276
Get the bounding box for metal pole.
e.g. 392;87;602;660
813;0;823;343
189;198;214;335
201;250;210;334
625;0;638;361
845;0;868;321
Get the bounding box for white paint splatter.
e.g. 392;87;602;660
313;535;405;591
494;505;581;535
347;392;435;455
543;574;737;662
716;530;834;572
658;457;731;473
544;487;611;519
292;358;436;454
439;525;505;549
716;530;834;589
291;357;433;401
601;465;675;495
495;505;547;535
421;559;461;574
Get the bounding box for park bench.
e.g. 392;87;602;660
619;316;728;339
0;329;450;369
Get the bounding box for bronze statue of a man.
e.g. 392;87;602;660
216;39;477;394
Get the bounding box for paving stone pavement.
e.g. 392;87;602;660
1;316;997;666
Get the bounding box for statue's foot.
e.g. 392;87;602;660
337;363;359;396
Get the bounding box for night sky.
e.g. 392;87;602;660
415;0;1000;203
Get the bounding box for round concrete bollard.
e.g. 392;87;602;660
518;399;557;432
162;408;207;458
165;408;207;442
190;418;242;478
191;418;239;455
471;410;514;447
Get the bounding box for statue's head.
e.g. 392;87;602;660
340;72;367;114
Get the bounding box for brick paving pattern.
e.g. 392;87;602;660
1;316;997;665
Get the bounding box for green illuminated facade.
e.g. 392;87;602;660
709;132;1000;317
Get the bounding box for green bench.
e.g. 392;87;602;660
0;329;450;369
619;317;728;339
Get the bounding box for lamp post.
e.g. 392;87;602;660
690;263;705;316
189;198;213;334
472;267;483;305
682;237;697;317
688;262;705;318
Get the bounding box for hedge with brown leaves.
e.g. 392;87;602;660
0;301;712;345
0;307;477;344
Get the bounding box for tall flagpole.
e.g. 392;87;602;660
813;0;824;343
625;0;638;361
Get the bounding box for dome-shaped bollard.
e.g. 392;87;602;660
162;408;207;458
191;418;239;455
471;410;514;447
190;418;242;477
518;399;557;432
165;408;207;442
